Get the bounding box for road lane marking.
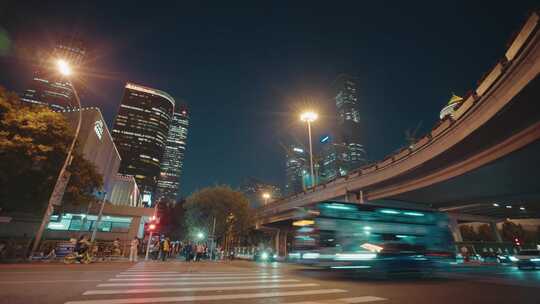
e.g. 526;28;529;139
65;289;348;304
109;275;283;281
285;296;388;304
83;283;319;295
0;279;102;284
99;278;300;287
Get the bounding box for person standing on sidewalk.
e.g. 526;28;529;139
129;237;139;262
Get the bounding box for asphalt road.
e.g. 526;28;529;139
0;260;538;304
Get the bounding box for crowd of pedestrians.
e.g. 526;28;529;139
140;235;223;262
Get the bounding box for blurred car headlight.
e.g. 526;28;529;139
509;256;519;262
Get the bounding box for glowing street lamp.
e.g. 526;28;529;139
57;59;72;76
300;111;318;187
262;192;271;206
197;232;205;240
30;58;83;257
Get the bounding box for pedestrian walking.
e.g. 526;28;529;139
184;242;193;262
129;237;139;262
161;237;171;261
196;243;204;261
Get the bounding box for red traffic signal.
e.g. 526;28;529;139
144;219;159;233
513;237;521;246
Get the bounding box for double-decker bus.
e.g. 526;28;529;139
289;201;455;274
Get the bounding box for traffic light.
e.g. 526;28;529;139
513;236;522;246
144;217;159;234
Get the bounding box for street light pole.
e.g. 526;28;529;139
262;192;271;206
306;120;315;188
144;201;159;261
300;111;318;188
30;61;81;257
90;192;106;243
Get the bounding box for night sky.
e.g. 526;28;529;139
0;1;537;196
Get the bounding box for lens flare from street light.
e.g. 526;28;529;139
300;111;318;122
262;192;271;199
57;59;72;76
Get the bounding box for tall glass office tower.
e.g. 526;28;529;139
333;74;366;173
111;82;175;206
21;36;86;110
155;106;189;203
285;145;308;195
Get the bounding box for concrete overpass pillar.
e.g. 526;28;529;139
448;217;463;242
273;229;280;254
270;229;288;257
490;222;503;243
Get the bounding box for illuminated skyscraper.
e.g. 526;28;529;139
285;145;308;195
333;74;366;173
155;106;189;203
111;82;175;206
21;36;86;110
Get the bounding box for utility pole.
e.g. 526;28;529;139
90;191;106;243
209;216;216;260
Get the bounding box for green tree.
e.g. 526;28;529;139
184;186;251;244
0;86;102;214
501;221;525;242
459;225;478;241
158;198;186;240
476;224;495;242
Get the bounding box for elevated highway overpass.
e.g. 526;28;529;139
256;12;540;254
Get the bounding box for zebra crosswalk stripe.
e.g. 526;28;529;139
98;278;299;287
83;283;319;295
64;289;348;304
109;275;282;281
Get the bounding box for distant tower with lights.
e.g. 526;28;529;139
332;74;366;174
284;144;308;195
155;105;189;203
21;36;86;110
111;82;175;207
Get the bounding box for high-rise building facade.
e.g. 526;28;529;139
155;106;189;203
111;82;175;206
61;107;121;199
21;36;86;110
333;74;366;173
285;145;308;195
319;140;348;182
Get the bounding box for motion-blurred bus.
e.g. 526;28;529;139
288;201;455;275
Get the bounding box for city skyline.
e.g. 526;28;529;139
0;1;537;196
